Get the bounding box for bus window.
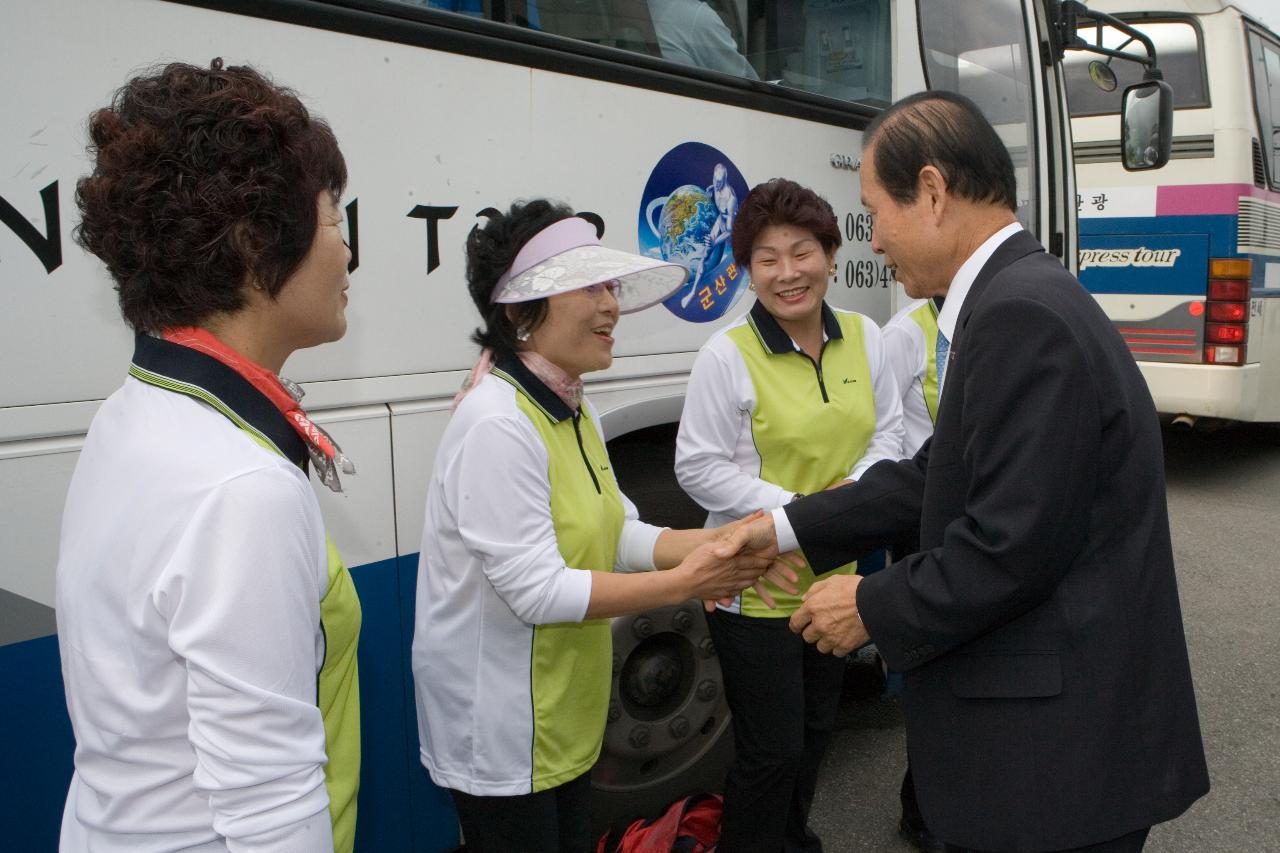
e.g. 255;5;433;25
1248;31;1280;187
386;0;893;103
1063;19;1208;117
393;0;666;57
754;0;892;104
917;0;1037;229
643;0;754;77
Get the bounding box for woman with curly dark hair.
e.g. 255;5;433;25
410;199;794;852
56;59;362;852
675;178;904;853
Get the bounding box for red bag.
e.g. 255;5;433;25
596;794;723;853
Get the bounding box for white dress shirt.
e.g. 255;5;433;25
647;0;760;79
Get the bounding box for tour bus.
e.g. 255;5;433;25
1068;0;1280;424
1;0;1149;849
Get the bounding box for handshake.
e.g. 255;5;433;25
675;511;871;657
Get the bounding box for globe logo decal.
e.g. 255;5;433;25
637;142;751;323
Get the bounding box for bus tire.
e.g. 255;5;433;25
596;424;734;834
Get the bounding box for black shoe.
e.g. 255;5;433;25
898;811;946;853
841;645;887;700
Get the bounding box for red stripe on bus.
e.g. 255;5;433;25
1128;346;1201;354
1124;336;1196;345
1116;327;1197;336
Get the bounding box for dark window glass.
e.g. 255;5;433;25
1064;19;1207;117
386;0;892;106
918;0;1036;229
1249;32;1280;186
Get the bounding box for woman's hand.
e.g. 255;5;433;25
651;511;766;571
698;512;802;611
711;509;766;539
674;539;776;603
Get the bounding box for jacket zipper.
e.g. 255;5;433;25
798;340;831;403
572;411;602;494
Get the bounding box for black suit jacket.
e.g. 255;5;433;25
787;230;1208;851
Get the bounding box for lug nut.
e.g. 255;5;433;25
696;679;718;701
669;716;690;738
608;701;621;723
699;637;716;657
632;617;653;639
628;725;651;749
672;611;694;633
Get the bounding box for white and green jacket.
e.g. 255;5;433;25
675;300;903;616
882;297;942;457
57;334;361;853
412;355;664;796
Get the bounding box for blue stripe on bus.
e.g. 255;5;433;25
0;633;74;852
1079;212;1238;248
351;556;459;853
0;556;459;853
1078;213;1236;296
397;553;464;853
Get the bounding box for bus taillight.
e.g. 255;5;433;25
1206;347;1243;365
1204;258;1251;365
1206;323;1246;344
1206;302;1247;323
1209;258;1251;279
1207;279;1249;301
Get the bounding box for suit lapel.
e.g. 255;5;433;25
954;229;1046;345
935;230;1045;418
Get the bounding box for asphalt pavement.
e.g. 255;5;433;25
808;424;1280;852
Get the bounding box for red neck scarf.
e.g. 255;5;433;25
162;327;355;492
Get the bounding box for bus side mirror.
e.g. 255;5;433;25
1121;78;1173;170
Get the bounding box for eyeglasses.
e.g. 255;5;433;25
580;280;623;298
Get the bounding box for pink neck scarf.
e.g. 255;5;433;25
451;349;583;413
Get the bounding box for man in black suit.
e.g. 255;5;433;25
720;91;1208;852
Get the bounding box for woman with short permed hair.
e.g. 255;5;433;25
57;59;362;852
675;178;904;853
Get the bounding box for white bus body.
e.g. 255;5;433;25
1;0;1076;848
1069;0;1280;422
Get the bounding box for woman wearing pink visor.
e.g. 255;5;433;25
411;200;796;852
